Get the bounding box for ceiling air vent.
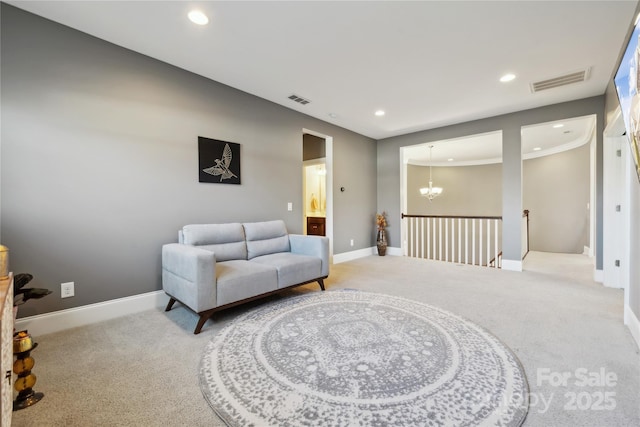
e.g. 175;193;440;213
530;68;590;93
288;94;311;105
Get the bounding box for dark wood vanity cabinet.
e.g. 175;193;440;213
306;216;326;236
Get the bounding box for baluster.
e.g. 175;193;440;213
408;216;412;257
438;218;443;261
486;219;490;267
415;217;419;258
494;219;499;268
426;218;431;260
409;218;414;258
445;218;449;262
416;217;419;258
450;218;455;263
458;218;462;262
465;218;469;265
479;219;483;266
420;218;425;259
471;219;476;265
432;218;436;260
412;218;418;258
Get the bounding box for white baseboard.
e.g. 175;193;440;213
624;304;640;350
502;259;522;272
593;269;604;283
15;290;170;337
333;246;402;264
386;246;402;256
333;247;376;264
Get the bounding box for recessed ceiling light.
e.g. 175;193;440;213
375;110;385;117
188;10;209;25
448;158;454;162
328;113;337;119
500;73;516;83
552;123;564;128
533;147;542;151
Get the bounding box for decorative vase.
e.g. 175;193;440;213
376;229;387;256
13;330;44;410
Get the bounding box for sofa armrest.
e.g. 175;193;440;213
289;234;329;277
162;243;217;313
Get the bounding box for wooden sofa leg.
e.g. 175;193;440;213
318;278;325;291
165;297;177;312
194;309;216;335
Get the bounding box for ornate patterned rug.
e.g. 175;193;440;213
199;291;529;426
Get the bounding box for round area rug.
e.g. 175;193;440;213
199;291;529;426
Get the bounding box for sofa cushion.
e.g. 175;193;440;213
251;252;321;288
243;220;290;260
182;223;247;262
216;260;278;306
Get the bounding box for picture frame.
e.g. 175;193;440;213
198;137;241;185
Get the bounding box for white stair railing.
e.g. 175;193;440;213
402;214;502;268
402;210;530;268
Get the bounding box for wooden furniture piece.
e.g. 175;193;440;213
0;274;13;427
306;216;326;236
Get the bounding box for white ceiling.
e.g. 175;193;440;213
404;115;596;165
6;0;637;146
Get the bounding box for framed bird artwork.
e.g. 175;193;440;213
198;137;241;184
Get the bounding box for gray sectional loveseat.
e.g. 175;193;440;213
162;220;329;334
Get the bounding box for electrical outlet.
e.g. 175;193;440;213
61;282;74;298
350;239;354;247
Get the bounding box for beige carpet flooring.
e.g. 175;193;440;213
10;252;640;426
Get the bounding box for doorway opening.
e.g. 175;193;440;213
302;130;334;261
399;131;503;265
521;115;597;259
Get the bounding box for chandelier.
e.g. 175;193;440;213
419;145;443;201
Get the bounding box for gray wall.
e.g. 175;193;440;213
378;97;604;266
524;144;590;253
407;163;502;216
0;5;376;317
604;1;640;328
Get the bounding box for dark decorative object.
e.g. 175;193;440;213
376;230;387;256
11;274;49;411
198;137;241;184
12;330;43;410
13;274;51;307
376;212;388;256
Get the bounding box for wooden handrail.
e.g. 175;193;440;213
522;209;530;259
402;213;502;220
489;251;502;267
403;211;529;221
